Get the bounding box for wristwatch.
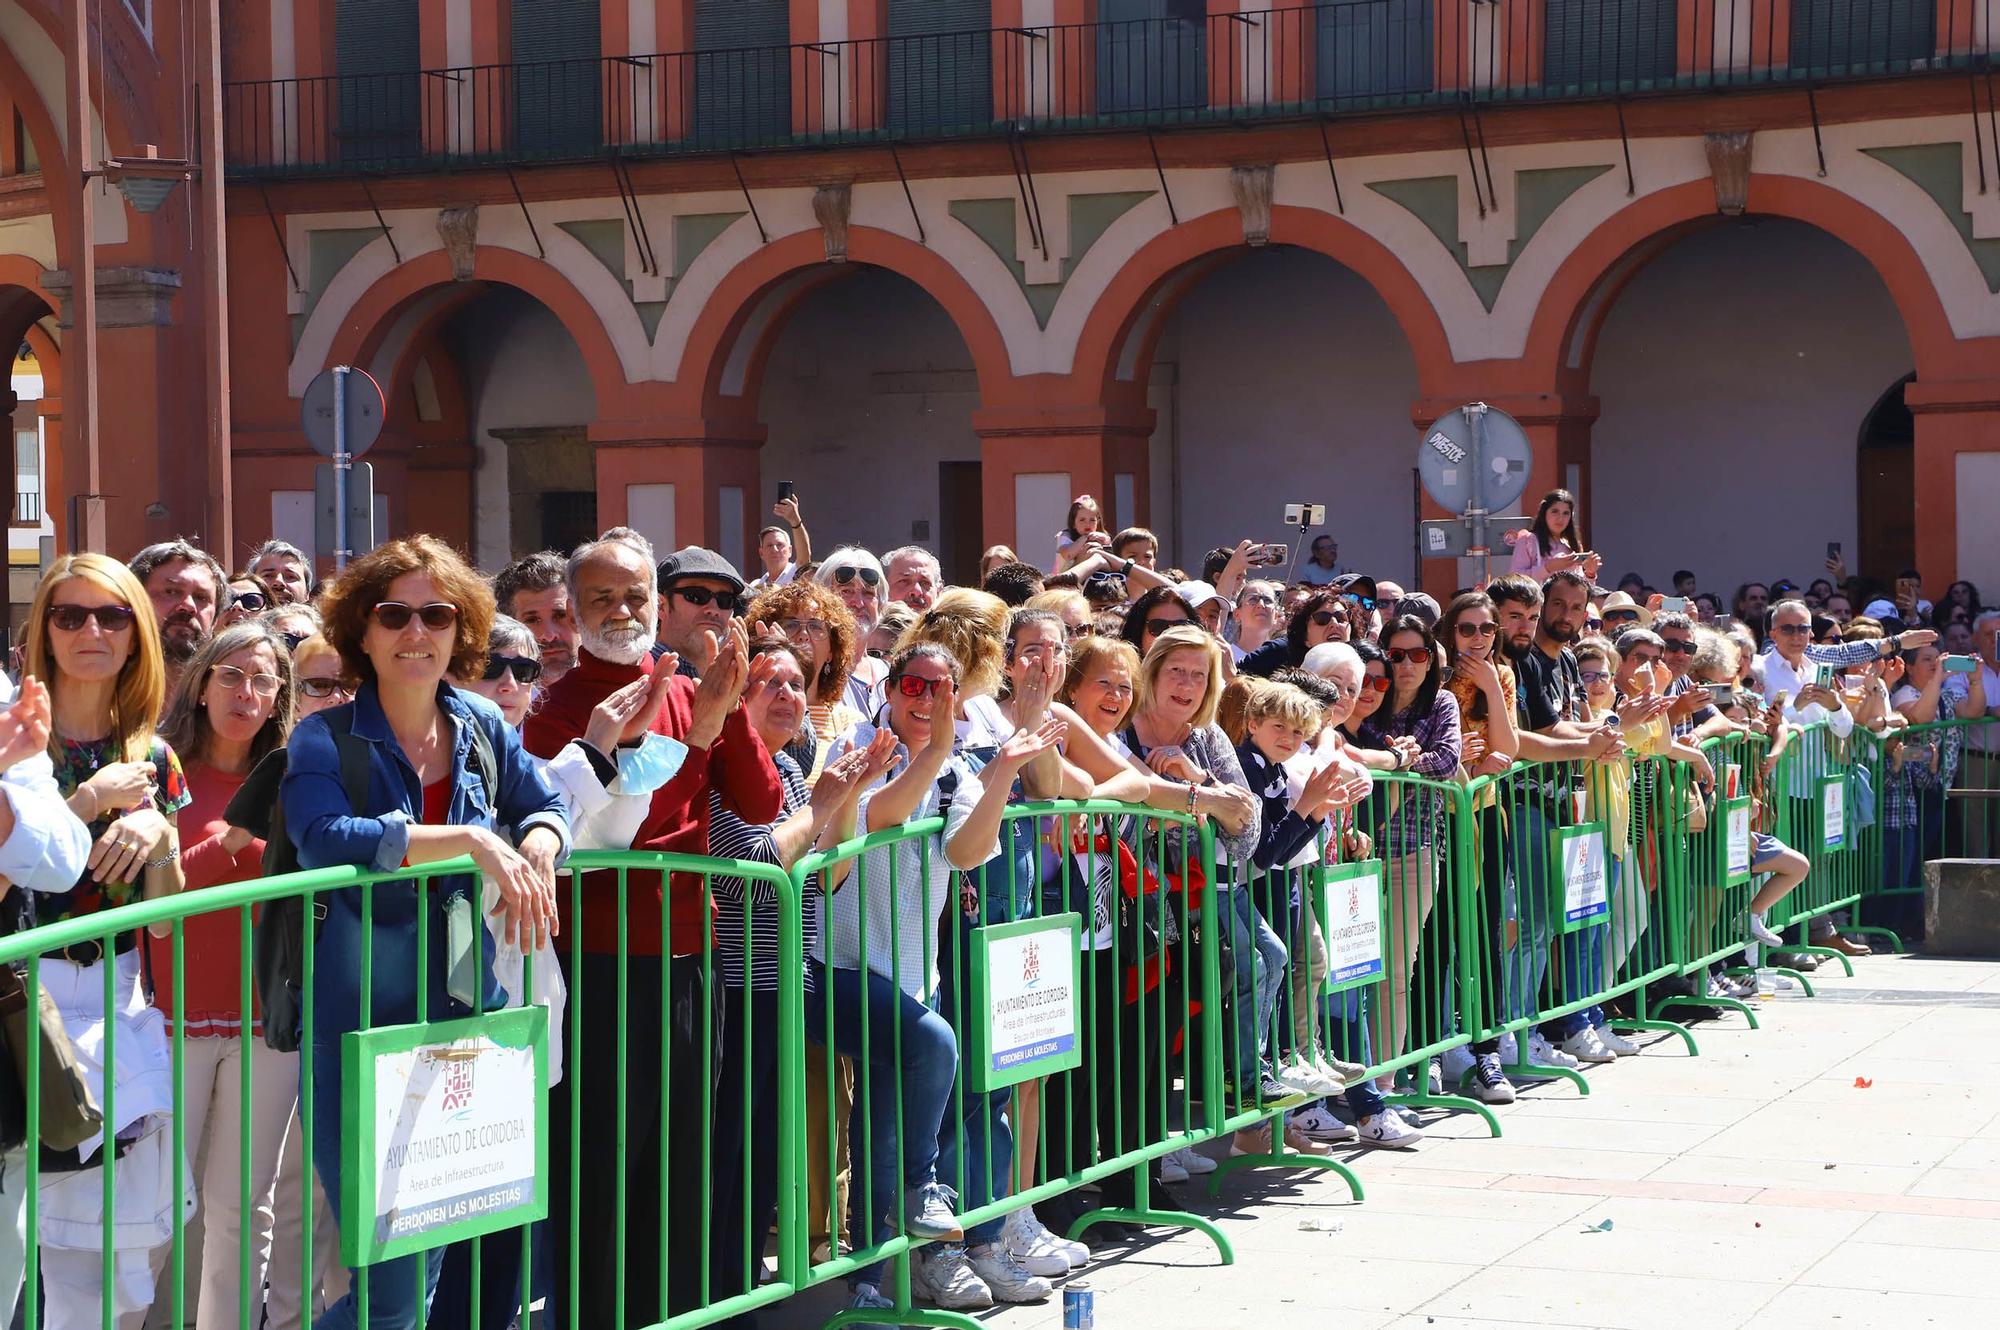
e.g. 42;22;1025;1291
1121;558;1135;576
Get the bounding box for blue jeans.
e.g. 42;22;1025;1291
1219;888;1287;1086
1550;920;1608;1040
935;916;1013;1247
310;1036;448;1330
807;964;958;1287
1321;988;1384;1119
1500;798;1558;1027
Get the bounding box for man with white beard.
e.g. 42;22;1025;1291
523;526;784;1330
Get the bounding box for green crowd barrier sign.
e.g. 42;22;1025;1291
1318;859;1386;993
969;912;1084;1092
1821;774;1846;850
1725;796;1754;884
340;1006;549;1265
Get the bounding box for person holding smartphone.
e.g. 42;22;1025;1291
746;485;813;596
1509;489;1601;583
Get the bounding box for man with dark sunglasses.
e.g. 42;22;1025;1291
655;546;749;678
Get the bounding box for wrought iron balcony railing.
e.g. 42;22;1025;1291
223;0;1994;178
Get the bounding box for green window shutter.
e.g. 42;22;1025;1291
692;0;792;149
1543;0;1678;93
510;0;602;158
1315;0;1434;102
334;0;421;166
1789;0;1934;75
1097;0;1208;116
887;0;993;137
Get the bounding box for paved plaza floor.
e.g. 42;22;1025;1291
779;951;2000;1329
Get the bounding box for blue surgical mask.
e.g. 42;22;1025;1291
615;731;690;795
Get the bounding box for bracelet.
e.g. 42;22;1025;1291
1185;781;1200;817
145;847;179;871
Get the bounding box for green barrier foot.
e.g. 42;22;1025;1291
1786;944;1856;978
1206;1141;1365;1202
1503;1056;1591;1095
821;1251;986;1330
1726;965;1815;997
1065;1204;1237;1265
1846;924;1904;953
1655;994;1761;1030
1383;1088;1503;1138
1609;1017;1698;1057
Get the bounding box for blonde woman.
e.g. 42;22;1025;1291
24;554;193;1329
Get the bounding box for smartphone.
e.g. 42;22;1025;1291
1897;576;1919;601
1283;503;1327;527
1706;683;1735;705
1944;654;1980;674
1715;614;1736;631
1249;543;1289;567
1660;596;1688;613
777;480;795;502
1827;541;1842;563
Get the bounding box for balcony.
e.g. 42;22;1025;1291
222;0;1991;179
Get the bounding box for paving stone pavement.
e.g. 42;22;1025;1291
770;952;2000;1329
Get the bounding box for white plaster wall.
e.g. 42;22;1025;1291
447;287;598;569
1588;220;1912;592
1165;249;1423;584
760;270;980;553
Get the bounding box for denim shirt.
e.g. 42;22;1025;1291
283;680;570;1035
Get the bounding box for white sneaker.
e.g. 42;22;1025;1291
1277;1057;1336;1097
1469;1052;1517;1104
1559;1028;1617;1064
1747;911;1784;947
965;1243;1055;1303
1314;1052;1369;1085
1158;1151;1189;1184
1774;974;1798;992
1164;1144;1215;1176
1526;1032;1583;1070
913;1244;993;1310
1002;1208;1087;1272
1439;1043;1475;1088
1595;1026;1641;1056
1357;1111;1424;1149
1426;1059;1445;1095
1498;1030;1520;1064
1292;1104;1359;1144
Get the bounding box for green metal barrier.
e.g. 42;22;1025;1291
1863;714;1999;949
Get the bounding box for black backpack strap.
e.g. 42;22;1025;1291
324;707;374;816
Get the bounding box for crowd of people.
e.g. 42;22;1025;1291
0;482;1987;1330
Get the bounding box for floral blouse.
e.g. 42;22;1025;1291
42;735;191;924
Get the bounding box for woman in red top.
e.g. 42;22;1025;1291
151;619;297;1328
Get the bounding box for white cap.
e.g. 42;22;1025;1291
1177;580;1231;611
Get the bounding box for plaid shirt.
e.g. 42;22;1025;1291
1884;694;1959;830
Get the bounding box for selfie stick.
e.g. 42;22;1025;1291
1284;504;1320;584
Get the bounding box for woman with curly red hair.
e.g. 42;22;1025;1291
746;577;863;781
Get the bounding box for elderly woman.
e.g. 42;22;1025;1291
747;578;864;780
283;536;567;1329
150;620;299;1329
24;554;191;1328
815;547;889;712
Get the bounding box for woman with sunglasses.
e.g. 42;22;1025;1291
746;579;864;782
283;536;567;1330
1239;589;1350;679
145;619;297;1328
219;571;279;630
1232;579;1283;656
1117;585;1195;660
22;554;191;1328
1350;616;1460;1110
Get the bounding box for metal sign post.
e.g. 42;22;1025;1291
333;365;350;571
1416;401;1535;586
301;364;384;572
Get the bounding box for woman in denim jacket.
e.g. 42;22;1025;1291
283;536;567;1330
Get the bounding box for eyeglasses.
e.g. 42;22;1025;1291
1603;610;1640;625
1774;623;1811;636
1662;639;1698;655
46;603;137;633
831;566;882;588
669;586;743;614
371;602;460;632
211;665;284;698
866;646;890;661
780;617;830;640
1385;646;1432;666
890;673;949;699
1310;610;1343;627
1454;621;1498;638
229;590;269;612
1578;669;1611;685
1066;624;1095;640
298;676;356;700
482;655;545;685
1240;593;1276;608
1360;675;1392;694
1144;616;1188;636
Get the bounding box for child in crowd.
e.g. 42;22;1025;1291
1054;495;1111;574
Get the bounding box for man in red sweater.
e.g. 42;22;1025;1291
523;528;783;1329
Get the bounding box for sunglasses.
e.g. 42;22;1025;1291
1310;610;1343;627
1774;623;1811;636
1144;616;1189;636
1360;675;1391;694
1340;594;1378;610
832;566;882;588
482;655;545;685
780;617;830;640
669;586;743;613
299;676;356;700
371;601;460;631
1662;639;1697;655
1454;621;1498;638
281;631;310;653
211;664;284;698
1385;647;1432;666
1603;610;1640;624
890;673;949;699
46;603;137;633
1066;624;1095;640
229;590;269;612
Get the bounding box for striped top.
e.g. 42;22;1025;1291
707;750;822;994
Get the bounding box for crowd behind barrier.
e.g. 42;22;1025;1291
0;488;1991;1330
